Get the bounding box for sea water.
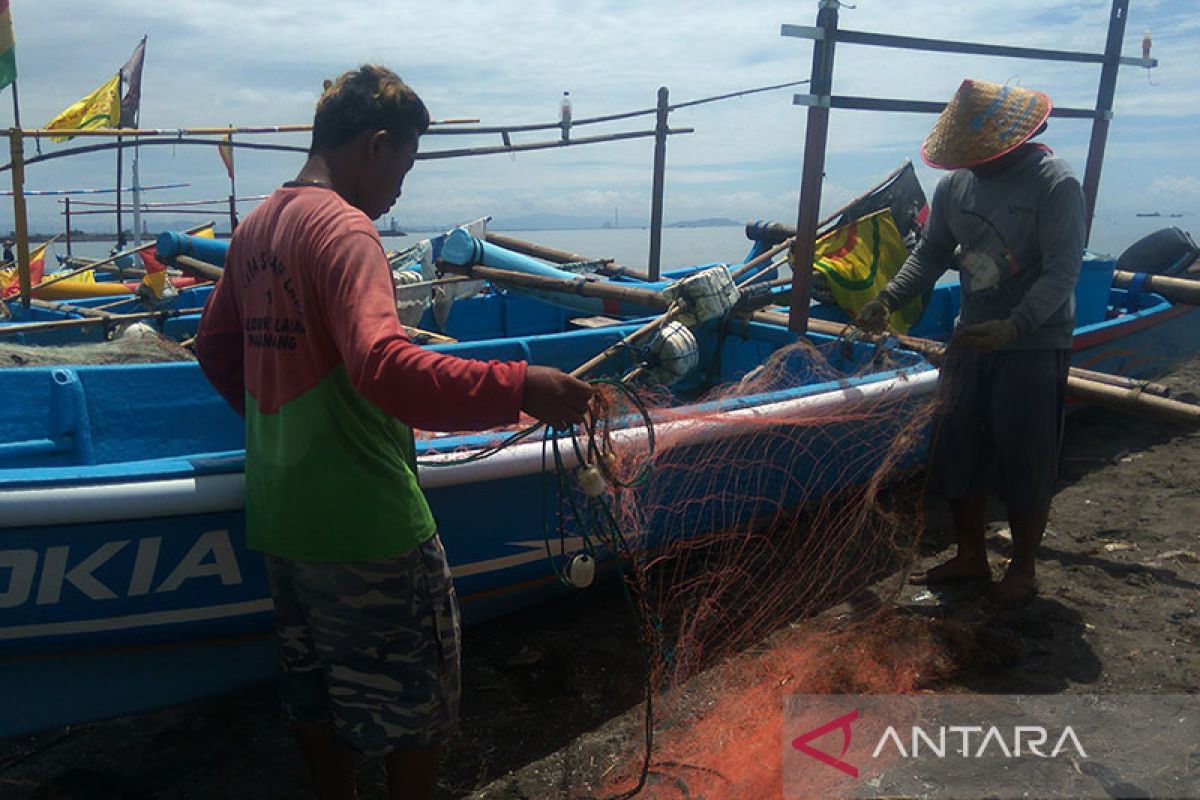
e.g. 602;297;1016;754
52;226;758;274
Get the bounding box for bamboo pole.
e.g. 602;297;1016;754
32;221;215;292
438;261;668;312
570;302;681;379
482;231;652;281
12;120;479;138
648;87;670;280
729;239;792;282
167;257;456;345
1071;366;1169;398
8;129;33;308
28;297;119;320
0;309;178;336
173;255;225;283
749;309;1200;424
403;326;458;345
30;239;155;291
1112;270;1200;306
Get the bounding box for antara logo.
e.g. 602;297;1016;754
792;708;1089;779
792;709;860;778
872;724;1088;759
0;530;243;609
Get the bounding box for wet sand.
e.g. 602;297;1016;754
2;357;1198;799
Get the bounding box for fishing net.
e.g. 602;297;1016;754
533;333;953;799
0;331;195;367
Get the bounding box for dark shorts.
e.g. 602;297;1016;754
929;347;1070;515
263;535;461;755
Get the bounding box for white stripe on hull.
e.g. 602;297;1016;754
0;598;274;641
0;370;937;527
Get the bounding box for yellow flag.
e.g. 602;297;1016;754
45;73;121;142
811;209;924;334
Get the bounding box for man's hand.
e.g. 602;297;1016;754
522;365;595;429
954;318;1020;351
852;298;892;334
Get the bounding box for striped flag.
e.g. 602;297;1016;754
0;0;16;91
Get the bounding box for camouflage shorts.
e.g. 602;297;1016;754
263;535;461;755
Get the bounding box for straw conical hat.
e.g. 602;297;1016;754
921;79;1052;170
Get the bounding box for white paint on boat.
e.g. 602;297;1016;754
0;598;274;641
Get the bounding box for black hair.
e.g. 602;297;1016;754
310;65;430;153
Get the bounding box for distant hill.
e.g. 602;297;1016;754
393;214;744;233
491;213;612;231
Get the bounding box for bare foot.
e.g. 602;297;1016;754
987;567;1037;607
909;554;991;586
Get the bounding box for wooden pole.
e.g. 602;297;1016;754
33;220;214;292
64;197;73;256
228;131;238;232
788;1;839;333
750;309;1200;424
0;309;178;336
439;261;668;312
1071;366;1169;398
730;238;792;282
571;303;680;379
29;297;127;320
648;86;670;281
10;80;21;130
31;238;153;292
1081;0;1129;245
483;231;650;281
173;254;225;283
7;128;32;308
1112;270;1200;306
115;128;125;258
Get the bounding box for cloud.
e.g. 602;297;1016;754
4;0;1196;240
1147;174;1200;200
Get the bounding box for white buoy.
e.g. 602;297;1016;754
660;265;741;327
643;321;699;385
568;553;595;588
576;464;607;497
114;321;158;340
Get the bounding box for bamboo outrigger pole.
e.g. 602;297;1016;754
7;128;32;307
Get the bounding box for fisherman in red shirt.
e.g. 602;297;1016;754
195;65;593;800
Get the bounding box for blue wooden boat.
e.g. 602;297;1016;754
1;222;1198;737
0;311;936;736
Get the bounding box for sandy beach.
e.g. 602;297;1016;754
2;356;1198;800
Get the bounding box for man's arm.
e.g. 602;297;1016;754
1007;175;1086;337
195;267;246;417
321;231;531;432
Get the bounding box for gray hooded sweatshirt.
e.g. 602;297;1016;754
879;145;1086;350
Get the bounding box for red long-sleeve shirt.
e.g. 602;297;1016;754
195;184;527;560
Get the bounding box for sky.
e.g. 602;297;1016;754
3;0;1198;257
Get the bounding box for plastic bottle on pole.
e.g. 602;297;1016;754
560;91;572;143
1141;29;1151;61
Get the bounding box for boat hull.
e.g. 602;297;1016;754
0;323;936;736
2;274;1198;737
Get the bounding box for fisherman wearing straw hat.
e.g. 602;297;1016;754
854;79;1086;606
